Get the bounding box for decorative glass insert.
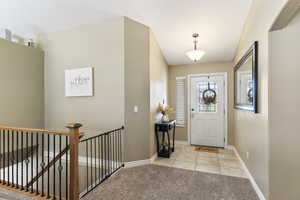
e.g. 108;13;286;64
197;81;217;112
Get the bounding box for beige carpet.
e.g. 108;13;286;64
82;164;259;200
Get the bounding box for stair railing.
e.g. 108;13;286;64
79;126;125;198
0;123;84;200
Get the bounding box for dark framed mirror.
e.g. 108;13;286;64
234;41;258;113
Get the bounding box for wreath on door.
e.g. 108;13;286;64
202;82;217;105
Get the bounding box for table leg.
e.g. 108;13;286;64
167;130;170;158
162;131;165;152
172;125;176;152
155;126;160;156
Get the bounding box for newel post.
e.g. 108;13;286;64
66;123;82;200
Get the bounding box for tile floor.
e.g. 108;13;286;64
153;143;247;178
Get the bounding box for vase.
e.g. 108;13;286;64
161;114;169;122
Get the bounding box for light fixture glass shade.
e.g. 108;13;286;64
186;49;206;62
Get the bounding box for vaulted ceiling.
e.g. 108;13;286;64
0;0;252;65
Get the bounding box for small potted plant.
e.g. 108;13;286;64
157;103;173;123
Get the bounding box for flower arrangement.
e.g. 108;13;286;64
157;103;173;122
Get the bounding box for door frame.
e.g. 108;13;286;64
187;72;228;148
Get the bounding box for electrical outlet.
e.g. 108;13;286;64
246;152;250;160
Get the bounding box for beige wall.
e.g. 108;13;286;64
39;17;167;162
149;31;168;157
0;39;44;128
124;19;168;161
124;17;151;162
40;18;125;131
269;9;300;200
233;0;288;198
168;62;234;143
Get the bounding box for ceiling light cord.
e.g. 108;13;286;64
192;33;199;50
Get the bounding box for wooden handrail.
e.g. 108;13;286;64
0;125;70;136
0;125;85;136
0;123;84;200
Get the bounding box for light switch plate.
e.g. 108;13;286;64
134;106;138;113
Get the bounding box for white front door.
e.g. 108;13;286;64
190;74;226;147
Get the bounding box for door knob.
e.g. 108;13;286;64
191;108;194;111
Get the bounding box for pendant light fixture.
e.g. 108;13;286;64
186;33;205;62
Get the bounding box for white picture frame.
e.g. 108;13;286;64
65;67;94;97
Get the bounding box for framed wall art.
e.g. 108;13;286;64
65;67;94;97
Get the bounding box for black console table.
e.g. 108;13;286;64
155;120;176;158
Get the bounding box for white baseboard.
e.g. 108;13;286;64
125;159;151;168
150;153;157;163
45;150;158;169
44;151;118;167
125;153;157;168
231;146;266;200
175;140;189;145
